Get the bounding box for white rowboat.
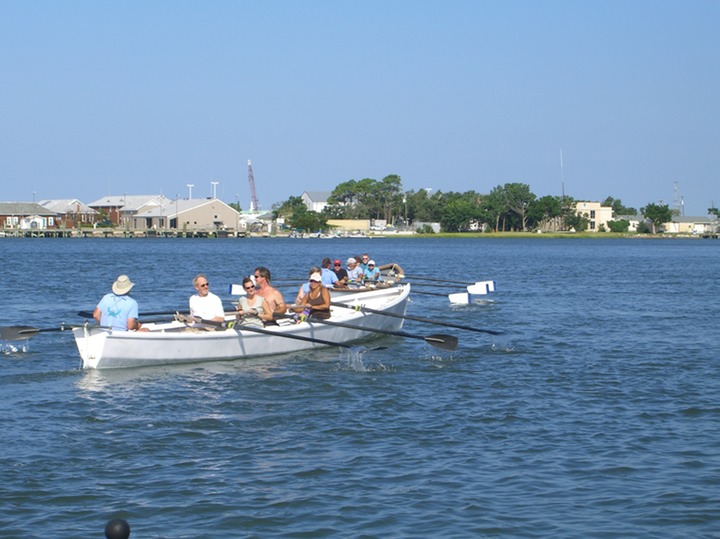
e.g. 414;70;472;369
71;284;411;370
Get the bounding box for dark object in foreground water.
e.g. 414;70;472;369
105;518;131;539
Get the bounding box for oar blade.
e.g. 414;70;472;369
0;326;39;341
448;292;470;304
425;334;458;351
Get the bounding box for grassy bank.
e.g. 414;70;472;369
376;231;703;239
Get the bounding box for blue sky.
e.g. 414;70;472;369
2;0;718;215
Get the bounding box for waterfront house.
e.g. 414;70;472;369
662;215;718;235
0;202;58;231
38;199;100;228
87;195;170;227
301;191;332;213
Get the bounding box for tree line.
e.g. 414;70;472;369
272;175;700;234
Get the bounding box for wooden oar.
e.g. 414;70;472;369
300;316;458;351
0;324;74;341
381;273;488;287
404;281;495;296
77;309;191;319
414;289;493;304
412;289;460;298
330;302;503;335
193;318;375;350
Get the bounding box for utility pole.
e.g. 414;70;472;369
235;193;240;233
560;149;565;201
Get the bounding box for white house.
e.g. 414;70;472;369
301;191;332;213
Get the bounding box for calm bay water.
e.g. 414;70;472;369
1;237;719;538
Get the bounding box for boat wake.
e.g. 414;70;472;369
1;342;30;355
338;347;395;373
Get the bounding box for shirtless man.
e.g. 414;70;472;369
252;266;287;320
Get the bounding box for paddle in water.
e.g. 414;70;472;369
0;324;73;341
300;316;458;351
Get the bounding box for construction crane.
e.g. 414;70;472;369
247;160;260;212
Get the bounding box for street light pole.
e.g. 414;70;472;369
235;193;240;234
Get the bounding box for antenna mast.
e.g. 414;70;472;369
247;160;260;212
560;149;565;201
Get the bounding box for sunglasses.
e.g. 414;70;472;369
244;285;255;291
199;283;209;287
334;263;341;266
309;279;321;283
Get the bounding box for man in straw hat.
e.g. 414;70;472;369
93;274;144;331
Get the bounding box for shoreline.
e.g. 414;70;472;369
1;229;716;240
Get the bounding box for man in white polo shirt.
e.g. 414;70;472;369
189;274;225;322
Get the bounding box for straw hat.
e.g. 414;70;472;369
112;275;134;295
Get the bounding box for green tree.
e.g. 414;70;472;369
326;177;403;221
528;195;563;231
708;207;719;217
602;196;637;216
354;178;381;219
504;183;536;231
404;189;442;224
607;219;630;232
564;211;588;232
326;180;360;219
439;193;483;232
377;175;403;223
483;185;509;231
641;202;672;233
273;196;328;232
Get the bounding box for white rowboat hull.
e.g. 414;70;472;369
72;285;411;369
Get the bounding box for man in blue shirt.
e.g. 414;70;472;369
93;275;143;331
320;258;339;287
363;260;382;283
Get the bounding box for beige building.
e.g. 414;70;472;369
131;198;241;232
575;202;614;231
662;216;718;235
327;218;371;232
